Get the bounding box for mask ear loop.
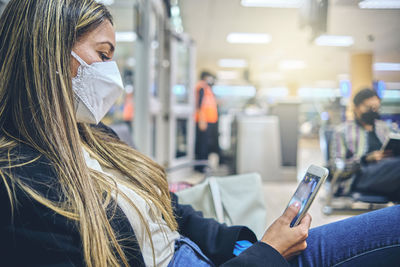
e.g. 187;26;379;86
71;51;89;67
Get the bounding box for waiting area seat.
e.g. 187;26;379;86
319;126;393;215
351;192;390;204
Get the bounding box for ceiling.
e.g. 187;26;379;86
179;0;400;88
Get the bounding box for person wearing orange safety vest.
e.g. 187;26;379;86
194;71;219;173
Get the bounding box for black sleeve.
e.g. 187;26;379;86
0;152;146;267
0;160;85;266
221;242;290;267
198;88;205;109
170;193;288;266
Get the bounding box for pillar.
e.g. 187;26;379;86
347;53;373;119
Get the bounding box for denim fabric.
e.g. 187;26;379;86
168;237;215;267
290;205;400;267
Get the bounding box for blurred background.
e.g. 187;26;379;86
88;0;400;226
2;0;397;226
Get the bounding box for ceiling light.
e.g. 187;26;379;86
217;71;240;80
374;62;400;71
218;59;248;68
227;33;271;44
359;0;400;9
315;35;354;47
279;60;306;70
116;32;137;42
241;0;302;8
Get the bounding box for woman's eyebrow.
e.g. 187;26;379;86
97;41;115;52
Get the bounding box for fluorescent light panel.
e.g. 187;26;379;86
241;0;302;8
315;35;354;47
279;60;306;70
116;32;137;42
227;33;271;44
217;71;240;80
359;0;400;9
374;62;400;71
218;59;248;68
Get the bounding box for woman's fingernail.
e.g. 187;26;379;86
294;202;300;208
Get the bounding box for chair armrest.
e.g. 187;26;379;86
331;159;360;181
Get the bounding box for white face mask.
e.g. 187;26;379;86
71;51;124;124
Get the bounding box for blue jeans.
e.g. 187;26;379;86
290;205;400;266
169;206;400;266
168;237;215;267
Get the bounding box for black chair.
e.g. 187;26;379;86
319;126;391;215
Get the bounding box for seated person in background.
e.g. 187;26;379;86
1;1;400;267
330;88;400;201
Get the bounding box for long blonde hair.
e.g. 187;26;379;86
0;0;177;266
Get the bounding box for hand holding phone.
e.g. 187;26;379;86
260;165;328;259
261;202;312;260
286;164;329;227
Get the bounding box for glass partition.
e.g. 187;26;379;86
175;118;188;158
101;2;137;145
173;43;191;104
149;7;162;98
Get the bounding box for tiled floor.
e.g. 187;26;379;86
169;137;355;230
262;181;351;229
260;138;352;228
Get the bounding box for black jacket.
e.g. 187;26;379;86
0;126;288;267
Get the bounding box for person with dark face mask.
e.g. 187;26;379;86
330;88;400;201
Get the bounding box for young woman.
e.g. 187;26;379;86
0;1;399;266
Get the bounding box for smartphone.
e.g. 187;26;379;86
286;164;329;227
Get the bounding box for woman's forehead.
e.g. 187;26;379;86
79;20;115;47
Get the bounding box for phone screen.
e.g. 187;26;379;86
288;172;321;227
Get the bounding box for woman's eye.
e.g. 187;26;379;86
99;53;111;61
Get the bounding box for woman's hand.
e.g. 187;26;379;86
260;202;312;260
